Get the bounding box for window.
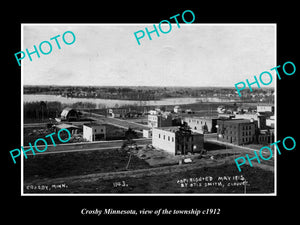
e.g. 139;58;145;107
197;120;199;124
94;129;97;132
163;135;165;140
172;137;174;142
168;136;170;141
159;134;161;138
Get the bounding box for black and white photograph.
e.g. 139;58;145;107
21;24;276;195
4;3;298;221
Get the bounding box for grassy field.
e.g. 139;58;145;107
23;141;274;194
24;148;151;183
24;162;274;194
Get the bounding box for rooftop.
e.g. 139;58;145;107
153;126;201;135
83;123;105;128
222;119;253;124
55;123;79;129
154;126;180;133
184;115;219;120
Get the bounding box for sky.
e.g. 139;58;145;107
22;24;276;87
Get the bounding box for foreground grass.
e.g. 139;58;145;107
24;161;274;194
24;149;151;182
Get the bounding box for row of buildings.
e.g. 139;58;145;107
54;104;275;156
146;104;275;155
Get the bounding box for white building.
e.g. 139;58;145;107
152;127;204;155
174;106;182;113
143;129;152;138
266;116;275;128
257;105;274;113
83;123;106;142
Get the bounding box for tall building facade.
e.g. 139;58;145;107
217;119;258;145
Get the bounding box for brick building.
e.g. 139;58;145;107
148;113;172;128
217;119;258;145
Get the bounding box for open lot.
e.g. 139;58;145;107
23;139;274;194
23;123;131;145
24;148;151;183
24;161;274;194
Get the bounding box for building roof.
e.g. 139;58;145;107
61;107;77;117
221;119;253;124
153;126;201;135
184;115;219;120
154;126;180;133
83;123;105;128
55;123;79;130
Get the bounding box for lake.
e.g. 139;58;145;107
23;94;235;108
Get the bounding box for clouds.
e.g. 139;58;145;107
23;24;275;87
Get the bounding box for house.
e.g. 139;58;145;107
183;116;218;133
174;106;182;113
152;126;204;155
83;123;106;141
60;107;79;121
217;119;258;145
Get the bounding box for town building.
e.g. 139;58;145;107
266;115;275;128
148;113;172;128
217;119;258;145
173;106;182;113
234;113;267;129
257;105;274;113
152;126;204;155
183;116;218;133
143;129;152;138
258;129;275;145
107;108;129;118
83;123;106;142
60;107;79;121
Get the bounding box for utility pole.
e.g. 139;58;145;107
126;151;132;170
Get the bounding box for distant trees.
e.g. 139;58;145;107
23;101;98;123
24;85;274;103
24;101;62;123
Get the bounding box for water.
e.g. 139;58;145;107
23;94;235;108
